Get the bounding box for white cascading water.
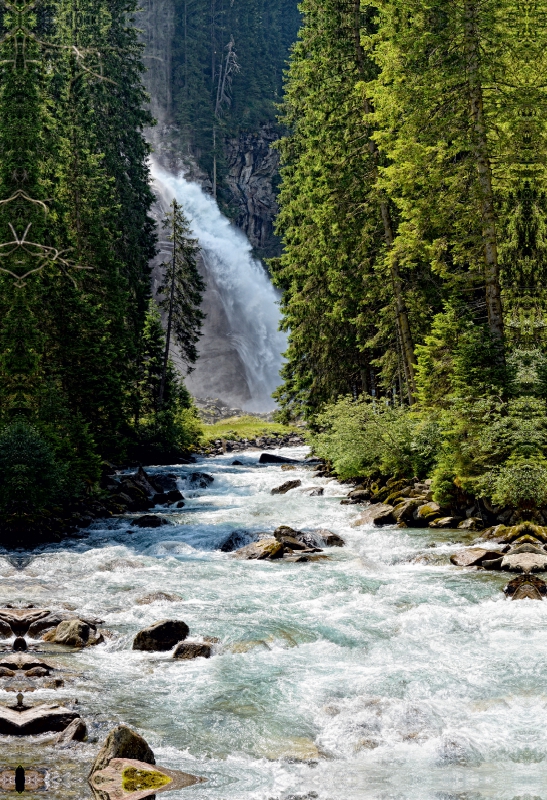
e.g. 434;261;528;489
150;160;287;412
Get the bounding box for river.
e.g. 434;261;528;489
1;447;543;799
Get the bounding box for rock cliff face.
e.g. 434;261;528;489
223;125;281;259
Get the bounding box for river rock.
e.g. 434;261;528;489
259;453;300;464
54;717;87;745
132;620;190;652
89;725;155;776
302;486;324;496
347;488;370;502
133;467;159;497
135;592;183;605
414;502;441;524
220;530;254;552
173;642;212;660
504;574;547;600
131;515;170;528
274;534;320;552
458;517;484;531
90;757;201;798
392;499;422;524
314;529;345;547
186;472;214;488
232;538;284;560
429;517;464;529
0;667;15;677
0;608;51;636
152;473;179;492
501;552;547;573
450;548;503;567
25;666;50;677
271;480;302;495
43;619;102;647
353;504;395;527
0;702;80;735
27;611;103;637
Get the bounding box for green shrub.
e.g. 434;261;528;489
308;396;441;480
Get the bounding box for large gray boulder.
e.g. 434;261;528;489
353;504;395;527
132;620;189;652
89;725;155;777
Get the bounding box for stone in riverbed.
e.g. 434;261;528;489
132;620;190;652
54;717;87;745
186;472;214;488
173;642;212;660
271;480;302;495
135;592;183;605
504;574;547;600
220;530;254;552
131;515;170;529
457;517;484;531
429;517;464;529
450;548;504;567
232;538;284;560
352;504;395;527
501;552;547;573
315;529;344;546
414;502;441;524
259;453;300;464
273;532;319;551
89;725;155;776
0;702;80;735
43;619;102;648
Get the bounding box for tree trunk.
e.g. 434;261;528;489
159;202;177;408
352;1;417;397
464;1;504;342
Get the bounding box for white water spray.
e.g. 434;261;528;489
150;160;286;412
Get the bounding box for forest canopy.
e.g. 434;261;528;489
273;0;547;518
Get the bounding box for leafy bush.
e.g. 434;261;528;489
308;396;441;480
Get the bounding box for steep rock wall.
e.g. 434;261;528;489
223;124;281;259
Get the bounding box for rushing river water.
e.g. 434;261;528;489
1;447;544;799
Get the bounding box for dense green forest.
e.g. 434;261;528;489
273;0;547;519
0;0;201;541
171;0;301;187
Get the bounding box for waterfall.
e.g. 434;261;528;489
150;161;287;412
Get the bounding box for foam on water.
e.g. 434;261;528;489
4;448;547;799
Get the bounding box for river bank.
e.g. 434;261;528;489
0;446;544;799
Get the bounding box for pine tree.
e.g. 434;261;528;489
157;199;205;407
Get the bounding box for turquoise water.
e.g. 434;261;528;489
1;448;544;799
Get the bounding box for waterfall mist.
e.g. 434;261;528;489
150;161;286;412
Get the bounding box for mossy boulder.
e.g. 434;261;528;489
122;767;171;792
232;538;284;560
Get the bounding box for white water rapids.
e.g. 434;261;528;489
2;448;545;799
150;161;287;412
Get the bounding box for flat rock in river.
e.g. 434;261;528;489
0;703;79;735
450;548;504;567
132;620;189;652
259;453;300;464
501;552;547;573
353;504;395;527
271;480;302;495
232;538;284;560
135;592;183;605
131;515;170;529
